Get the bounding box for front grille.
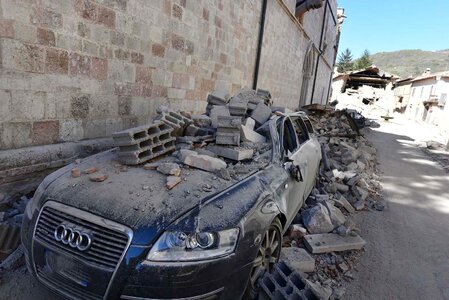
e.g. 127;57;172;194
35;206;129;270
37;265;103;300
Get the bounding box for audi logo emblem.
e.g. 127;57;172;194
54;224;92;251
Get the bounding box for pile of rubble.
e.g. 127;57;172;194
279;109;383;299
110;88;277;189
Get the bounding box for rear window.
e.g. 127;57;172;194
303;119;314;134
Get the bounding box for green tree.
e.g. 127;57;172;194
337;48;354;73
354;49;373;70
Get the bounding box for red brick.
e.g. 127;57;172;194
171;34;184;51
141;84;153;97
220;53;227;64
33;120;59;145
131;52;144;64
151;85;168;97
136;66;153;84
30;8;63;29
172;73;190;89
45;47;68;74
131;84;142;97
0;19;14;38
199;78;214;91
37;28;55;46
214;16;222;28
69;52;91;76
202;8;209;21
114;48;129;60
97;6;115;29
152;43;165;57
74;0;98;22
15;44;45;73
172;4;182;20
91;57;107;80
163;0;171;16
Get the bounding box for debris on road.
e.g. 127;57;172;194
304;233;366;254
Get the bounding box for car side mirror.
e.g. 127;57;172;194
289;164;303;182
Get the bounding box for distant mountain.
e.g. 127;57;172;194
370;49;449;79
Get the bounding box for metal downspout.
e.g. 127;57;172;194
253;0;268;90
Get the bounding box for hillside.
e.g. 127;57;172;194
370;49;449;78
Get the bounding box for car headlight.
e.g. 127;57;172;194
147;228;239;262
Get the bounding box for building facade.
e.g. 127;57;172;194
407;71;449;128
0;0;342;151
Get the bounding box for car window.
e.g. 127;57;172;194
283;119;298;156
303;118;314;134
290;117;309;145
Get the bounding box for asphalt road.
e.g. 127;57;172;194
345;121;449;300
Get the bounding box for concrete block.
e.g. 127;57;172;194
258;261;319;300
209;106;230;128
251;102;272;125
156;107;193;136
244;117;256;130
114;122;176;165
334;194;355;214
207;145;253;161
240;125;266;143
191;114;211;127
229;94;248;116
207;88;229;106
304;233;366;254
323;202;346;227
216;131;240;146
182;153;227;172
216;116;241;128
281;247;315;273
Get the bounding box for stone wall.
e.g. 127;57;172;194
0;0;339;150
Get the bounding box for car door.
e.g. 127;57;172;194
279;117;308;222
291;115;320;197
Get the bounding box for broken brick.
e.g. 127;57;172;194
89;173;108;182
84;167;97;174
71;168;81;178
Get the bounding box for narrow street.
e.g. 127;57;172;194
345;120;449;300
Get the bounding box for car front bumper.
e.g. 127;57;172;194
22;205;255;300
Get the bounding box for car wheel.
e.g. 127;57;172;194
243;218;282;300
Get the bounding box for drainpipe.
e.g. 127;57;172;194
310;0;328;104
252;0;268;90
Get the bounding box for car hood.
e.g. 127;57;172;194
42;148;239;245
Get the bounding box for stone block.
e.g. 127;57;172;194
32;120;59;145
251;102;272;125
1;122;33;149
240;125;266;143
301;204;334;234
304;233;366;254
207;145;253;161
157;163;181;176
323;202;346;227
182;153;227;172
281;247;315;273
166;176;181;189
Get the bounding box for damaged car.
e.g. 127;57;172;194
21;110;321;300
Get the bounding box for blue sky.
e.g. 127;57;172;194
338;0;449;58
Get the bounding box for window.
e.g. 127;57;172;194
283;119;298;156
303;118;315;134
291;117;309;145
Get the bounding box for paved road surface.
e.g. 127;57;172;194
345;121;449;300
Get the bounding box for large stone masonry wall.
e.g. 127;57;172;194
0;0;339;150
0;0;261;150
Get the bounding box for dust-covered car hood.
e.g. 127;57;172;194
42;149;239;238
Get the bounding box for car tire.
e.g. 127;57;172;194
242;217;282;300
